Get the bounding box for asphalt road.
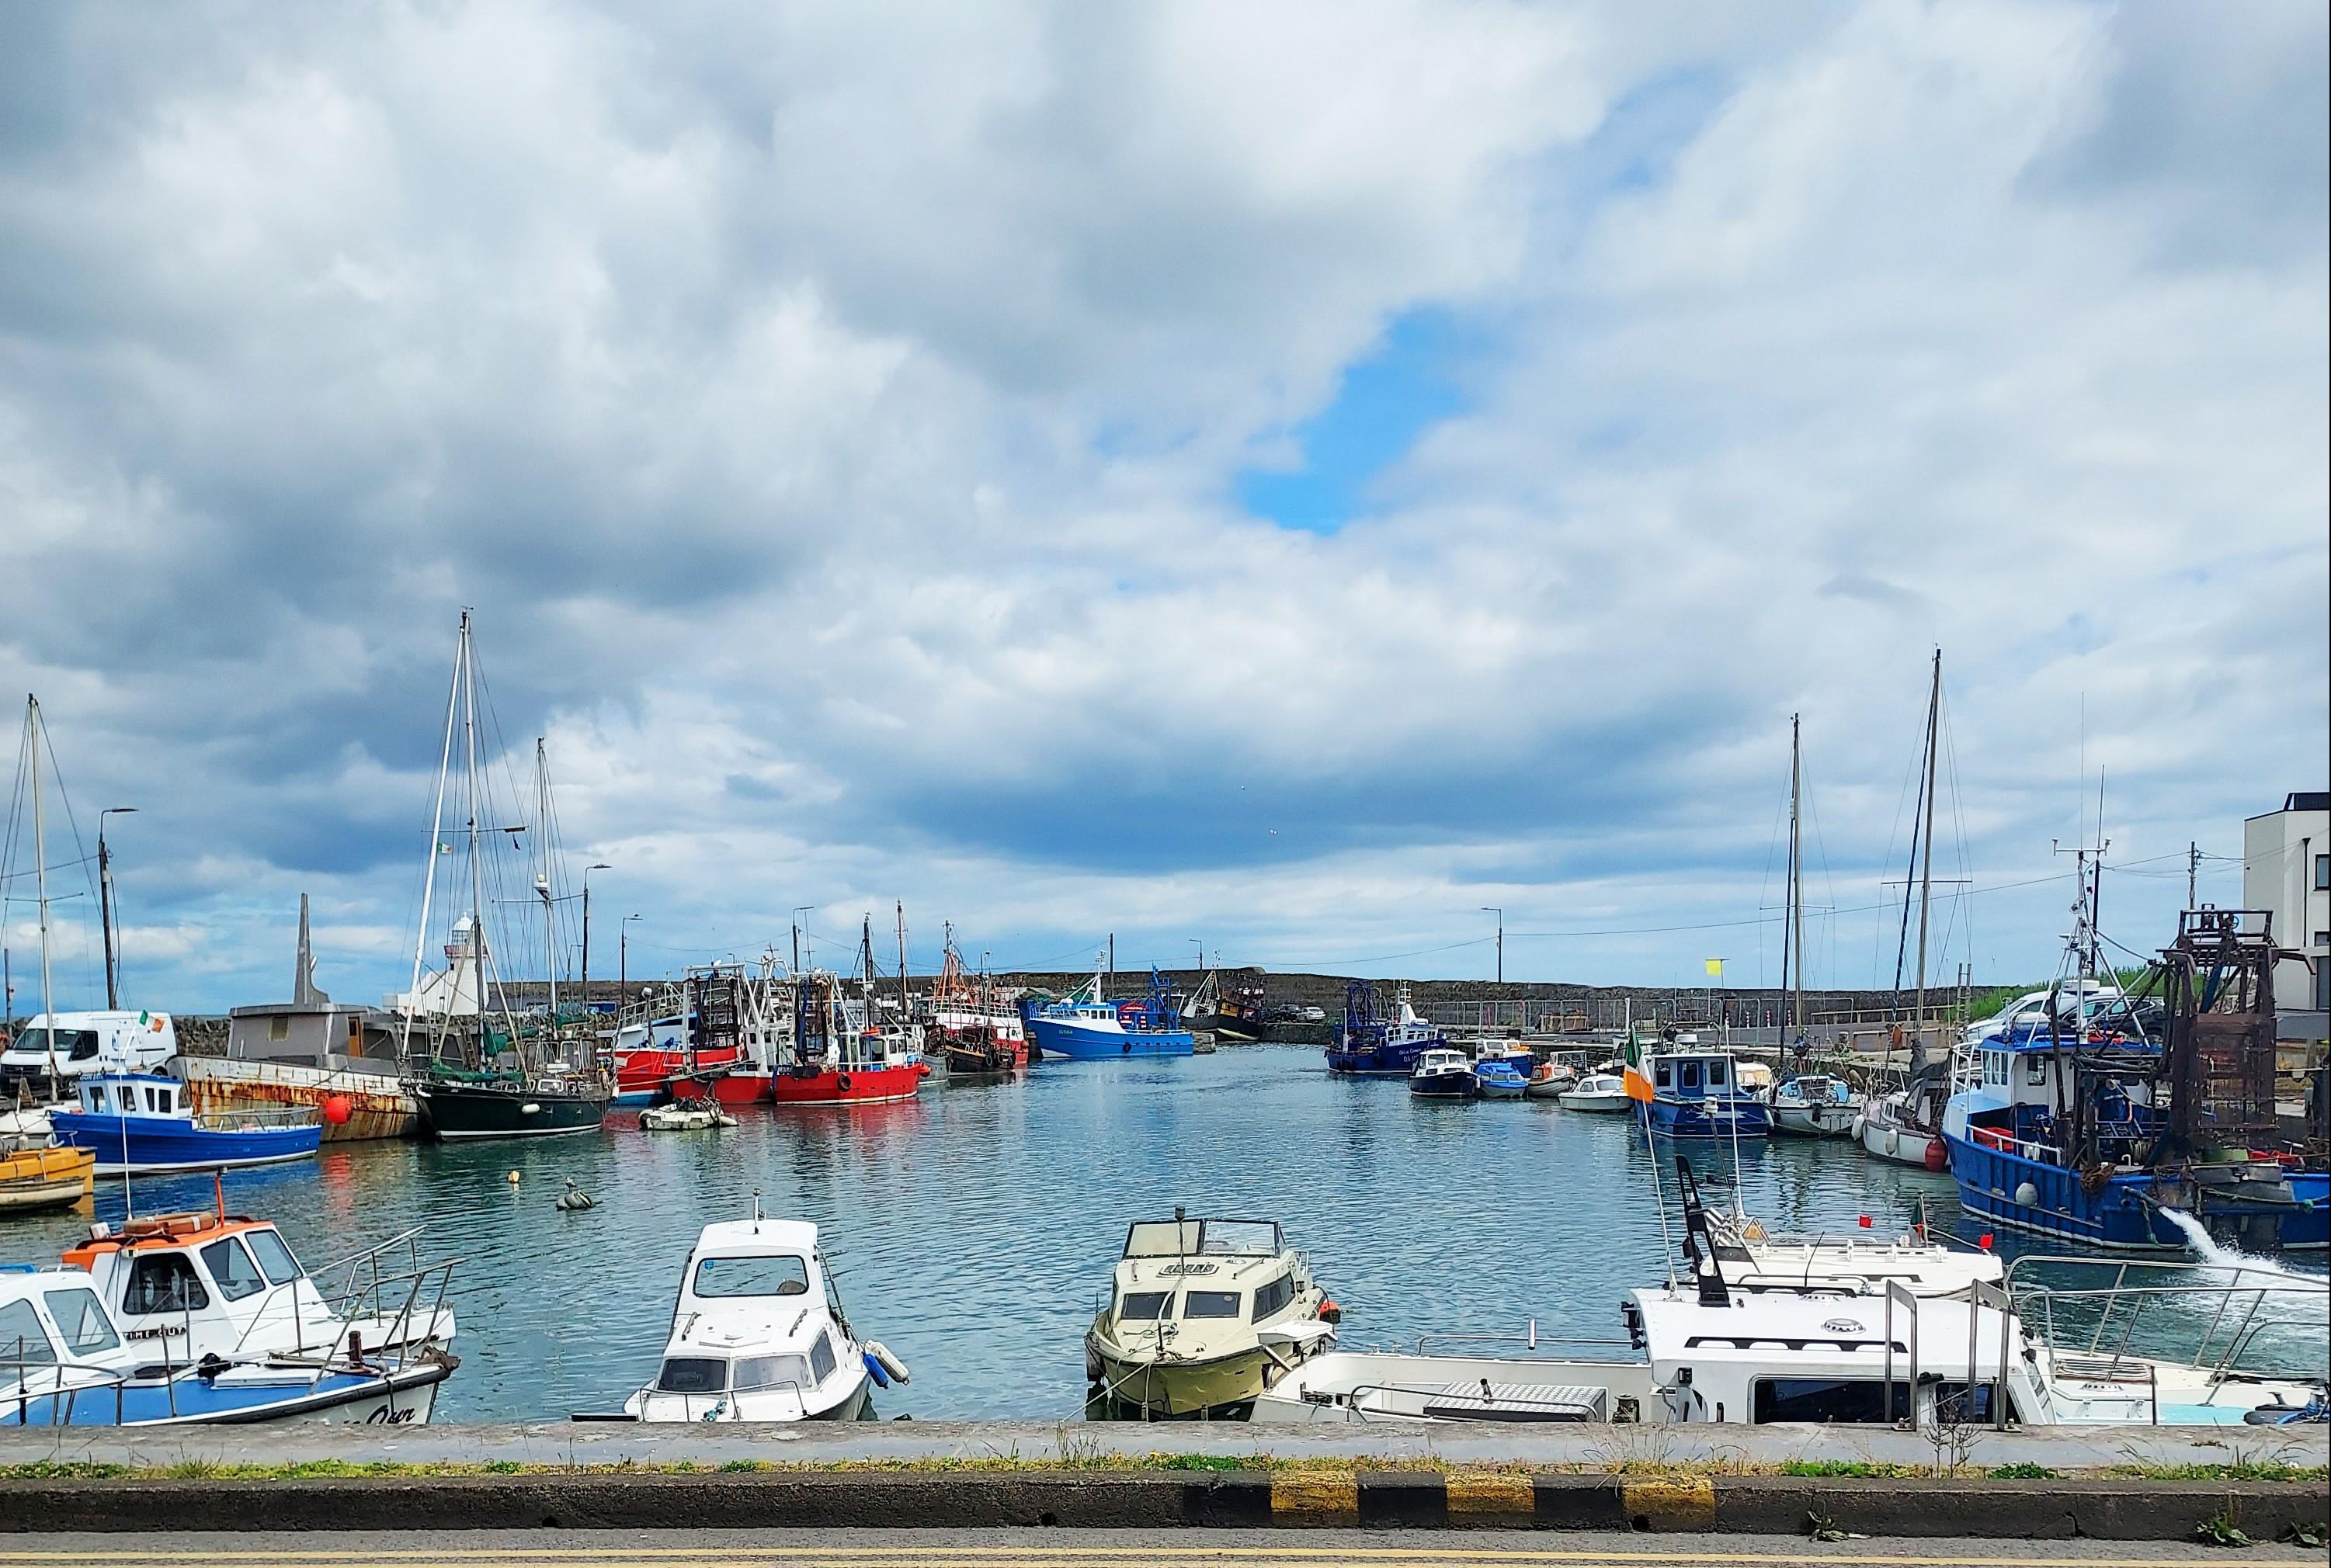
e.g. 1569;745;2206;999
0;1531;2320;1567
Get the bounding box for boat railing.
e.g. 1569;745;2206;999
1881;1279;2019;1431
191;1104;319;1133
5;1355;151;1428
1413;1321;1632;1355
1964;1123;2064;1166
2006;1270;2327;1386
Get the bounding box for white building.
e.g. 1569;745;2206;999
2242;791;2329;1015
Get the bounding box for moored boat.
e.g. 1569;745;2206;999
1770;1072;1857;1137
1085;1212;1336;1419
1325;981;1445;1076
1556;1070;1632;1112
0;1143;95;1214
49;1070;321;1174
1409;1047;1478;1099
1474;1060;1528;1099
612;1205;904;1422
1029;965;1194;1060
1636;1045;1772;1140
922;931;1027;1078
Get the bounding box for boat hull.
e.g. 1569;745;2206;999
48;1112;321;1174
1639;1097;1773;1139
769;1063;924;1105
1409;1074;1478;1100
1771;1101;1857;1138
1325;1042;1426;1076
1858;1112;1947;1167
1945;1131;2331;1252
177;1056;416;1142
1556;1091;1632;1112
0;1144;95;1212
1086;1339;1285;1419
1029;1017;1195;1060
19;1358;451;1428
408;1079;609;1141
613;1046;743;1100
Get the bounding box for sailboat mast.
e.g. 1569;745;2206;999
537;738;556;1020
895;900;909;1022
398;624;464;1062
463;619;488;1061
27;699;57;1080
1788;713;1804;1039
1909;650;1942;1053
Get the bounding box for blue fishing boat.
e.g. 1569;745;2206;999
1942;907;2328;1253
48;1070;320;1174
1636;1044;1773;1140
1325;982;1445;1075
1473;1059;1528;1099
1027;967;1194;1060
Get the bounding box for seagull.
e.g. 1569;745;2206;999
554;1178;596;1212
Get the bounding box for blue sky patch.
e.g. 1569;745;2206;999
1236;307;1471;533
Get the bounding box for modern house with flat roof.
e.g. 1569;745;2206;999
2243;790;2329;1017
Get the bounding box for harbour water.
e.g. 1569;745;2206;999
11;1046;2321;1422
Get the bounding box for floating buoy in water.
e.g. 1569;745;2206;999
506;1171;522;1185
322;1094;353;1126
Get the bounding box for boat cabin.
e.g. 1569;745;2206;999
1413;1048;1471;1076
61;1212;335;1362
1643;1050;1756;1105
1099;1218;1325;1362
74;1071;188;1120
1944;1030;2163;1172
0;1264;138;1396
631;1217;865;1422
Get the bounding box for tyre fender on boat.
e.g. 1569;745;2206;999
835;1074;852;1093
864;1340;910;1385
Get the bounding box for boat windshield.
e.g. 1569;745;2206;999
42;1287;120;1355
1183;1289;1242;1318
1197;1220;1281;1255
1117;1290;1172;1320
243;1227;304;1285
655;1355;726;1393
693;1254;810;1298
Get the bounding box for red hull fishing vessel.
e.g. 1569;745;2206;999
682;924;927;1107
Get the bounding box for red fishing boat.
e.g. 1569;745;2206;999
682;935;927;1107
608;968;749;1101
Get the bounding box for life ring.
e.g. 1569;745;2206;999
835;1074;853;1093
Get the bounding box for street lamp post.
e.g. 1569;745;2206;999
1482;907;1502;987
98;807;137;1010
620;914;642;998
581;863;610;1008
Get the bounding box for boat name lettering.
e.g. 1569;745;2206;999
366;1405;418;1424
1158;1262;1217;1276
124;1323;188;1341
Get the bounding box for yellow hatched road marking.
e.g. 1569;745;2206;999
1443;1469;1535;1520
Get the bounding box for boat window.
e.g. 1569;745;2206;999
1118;1290;1172;1320
655;1356;726;1393
1751;1378;1912;1424
732;1353;811;1393
691;1254;810;1298
2026;1055;2048;1084
121;1254;210;1315
146;1086;165;1113
808;1330;838;1383
1707;1060;1728;1088
43;1288;121;1356
86;1085;109;1112
1183;1290;1242;1319
1252;1275;1294;1321
244;1228;304;1285
0;1301;59;1367
200;1237;269;1303
1655;1063;1672;1088
1680;1062;1701;1089
1932;1382;1998;1424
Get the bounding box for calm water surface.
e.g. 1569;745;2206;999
16;1046;2322;1420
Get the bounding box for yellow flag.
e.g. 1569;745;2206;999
1704;958;1724;977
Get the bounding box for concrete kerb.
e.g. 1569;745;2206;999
3;1471;2324;1539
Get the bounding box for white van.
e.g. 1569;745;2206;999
0;1010;177;1089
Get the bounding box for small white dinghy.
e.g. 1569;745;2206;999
640;1102;737;1132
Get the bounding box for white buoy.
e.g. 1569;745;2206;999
2014;1181;2039;1207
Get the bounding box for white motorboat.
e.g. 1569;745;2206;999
1253;1198;2323;1430
639;1102;736;1132
1085;1213;1336;1418
620;1208;906;1422
1556;1071;1631;1112
1770;1072;1857;1137
1857;1061;1952;1168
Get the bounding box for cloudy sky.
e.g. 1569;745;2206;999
2;0;2323;1015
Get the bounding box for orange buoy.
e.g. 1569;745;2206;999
322;1094;353;1126
1923;1138;1948;1172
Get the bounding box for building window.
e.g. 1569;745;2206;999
2316;961;2330;1014
2317;853;2329;891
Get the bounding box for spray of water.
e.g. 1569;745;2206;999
2158;1206;2324;1289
